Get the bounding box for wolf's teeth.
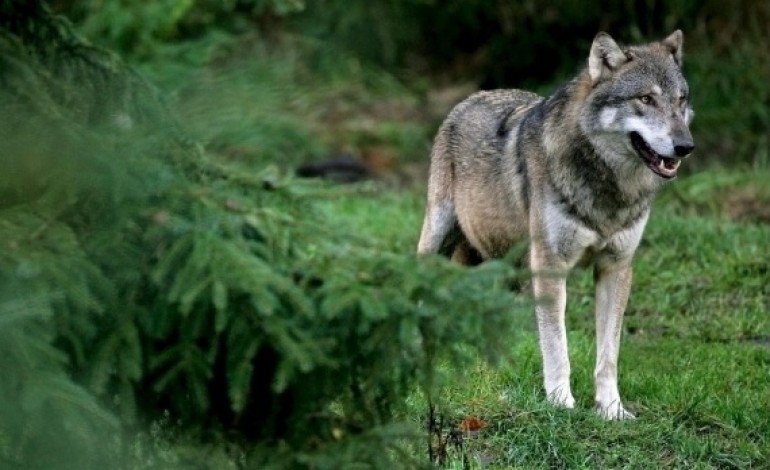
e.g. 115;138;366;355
658;159;681;172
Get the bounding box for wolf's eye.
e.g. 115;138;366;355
638;95;653;105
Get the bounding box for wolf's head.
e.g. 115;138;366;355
580;30;694;180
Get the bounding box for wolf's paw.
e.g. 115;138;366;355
596;401;636;420
547;387;576;409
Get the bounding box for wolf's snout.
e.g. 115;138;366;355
673;141;694;157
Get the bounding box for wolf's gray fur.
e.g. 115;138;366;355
418;31;694;419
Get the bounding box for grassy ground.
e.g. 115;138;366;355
320;174;770;469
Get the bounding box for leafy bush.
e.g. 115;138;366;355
1;3;525;467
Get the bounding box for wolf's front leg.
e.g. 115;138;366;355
594;261;635;420
532;261;574;409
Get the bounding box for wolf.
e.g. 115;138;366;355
417;31;694;419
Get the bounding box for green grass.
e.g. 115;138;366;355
313;173;770;469
405;336;768;468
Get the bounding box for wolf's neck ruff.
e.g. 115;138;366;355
539;79;658;236
545;139;654;237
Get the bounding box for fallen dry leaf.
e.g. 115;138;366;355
458;416;487;432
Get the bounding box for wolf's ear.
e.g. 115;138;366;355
589;32;629;84
662;29;683;65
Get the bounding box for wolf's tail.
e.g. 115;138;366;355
417;126;464;257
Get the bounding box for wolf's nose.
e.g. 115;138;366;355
674;143;694;157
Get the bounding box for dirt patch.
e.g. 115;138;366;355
725;187;770;224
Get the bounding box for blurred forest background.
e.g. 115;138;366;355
1;0;768;469
50;0;770;169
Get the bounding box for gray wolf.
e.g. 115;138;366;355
417;31;694;419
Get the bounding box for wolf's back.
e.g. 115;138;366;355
432;89;543;166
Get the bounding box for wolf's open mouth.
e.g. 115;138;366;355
630;132;680;179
